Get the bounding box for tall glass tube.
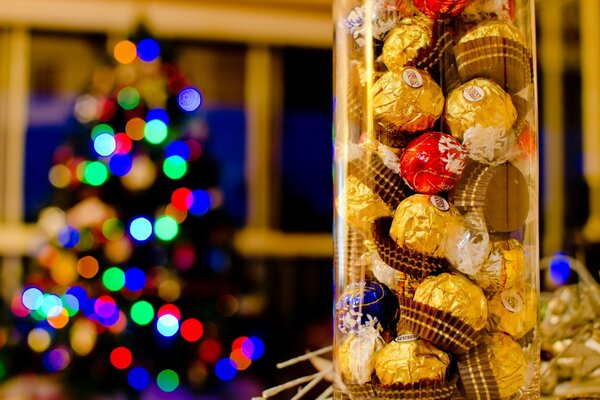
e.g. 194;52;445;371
333;0;539;398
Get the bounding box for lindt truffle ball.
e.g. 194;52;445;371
383;17;433;72
374;334;450;385
336;281;399;333
488;283;537;340
414;272;488;330
444;78;517;165
414;0;472;19
338;327;385;384
344;0;401;47
443;212;490;276
475;238;524;292
399;132;468;194
461;0;515;22
389;194;461;258
373;68;444;135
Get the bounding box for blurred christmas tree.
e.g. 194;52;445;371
2;35;263;398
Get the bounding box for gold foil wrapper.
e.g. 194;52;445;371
444;78;517;141
339;327;385;384
459;20;526;46
366;240;419;297
488;283;538;340
389;194;461;258
373;68;444;134
383;17;433;72
342;174;393;237
413;272;488;331
475;238;524;292
485;332;527;398
374;334;450;385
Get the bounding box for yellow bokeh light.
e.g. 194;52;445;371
77;255;99;279
125;117;146;141
104;237;133;264
50;252;78;286
70;318;97;356
158;279;181;302
48;165;71;188
165;204;188;224
48;308;70;329
27;328;52;353
114;40;137;64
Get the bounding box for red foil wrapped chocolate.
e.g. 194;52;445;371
413;0;472;19
399;132;468;194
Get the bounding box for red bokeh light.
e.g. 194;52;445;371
198;338;221;363
181;318;204;342
110;346;133;370
171;188;193;211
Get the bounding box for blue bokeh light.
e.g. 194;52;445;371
549;251;571;286
124;267;146;292
177;87;202;112
109;154;133;177
66;286;88;309
189;190;210;216
165;141;191;161
146;108;169;125
129;217;153;242
156;314;179;337
248;336;265;360
215;358;237;381
57;226;80;249
93;133;117;157
22;287;44;311
128;367;150;390
137;38;160;62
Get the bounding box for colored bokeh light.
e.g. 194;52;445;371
181;319;203;342
22;287;43;311
110;346;133;370
109;154;133;177
189;190;210;216
248;336;265;360
230;349;251;371
94;133;116;157
91;123;115;140
41;294;64;318
178;87;202;112
129;217;153;241
154;216;179;241
12;294;31;318
103;267;126;291
550;251;571;286
28;328;52;353
186;139;202;161
171;188;193;211
128;367;150;390
124;267;146;292
131;300;154;326
43;347;71;372
137;38;160;62
157;369;179;393
48;164;71;188
156;314;179;337
114;133;133;154
84;161;109;186
157;304;181;320
97;99;116;122
166;141;190;161
47;309;70;329
61;294;80;316
103;218;124;241
126;118;146;141
215;358;237;381
199;338;222;363
173;244;196;271
147;108;169;125
118;87;141;110
144;119;168;144
114;40;137;64
57;225;80;248
95;296;119;323
163;156;187;180
77;255;99;278
66;286;88;308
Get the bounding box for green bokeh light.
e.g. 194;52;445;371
154;216;179;241
102;267;125;292
117;87;141;110
102;218;124;241
0;360;6;381
131;301;154;326
91;123;114;140
144;119;168;144
157;369;179;393
84;161;108;186
163;156;187;180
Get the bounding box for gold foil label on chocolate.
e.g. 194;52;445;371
395;334;418;342
463;85;485;102
429;195;450;211
402;68;424;88
501;288;524;313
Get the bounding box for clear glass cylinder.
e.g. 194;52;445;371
333;0;539;399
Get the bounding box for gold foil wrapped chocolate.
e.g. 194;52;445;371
338;327;385;384
488;283;537;340
383;17;433;72
373;68;444;134
475;238;524;292
374;334;450;385
484;332;527;398
444;78;517;142
367;240;419;297
413;272;488;331
389;194;461;258
342;174;393;237
460;20;525;44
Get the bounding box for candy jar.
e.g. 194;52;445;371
333;0;539;398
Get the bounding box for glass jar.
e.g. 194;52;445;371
333;0;539;398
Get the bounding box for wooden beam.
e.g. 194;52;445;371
234;228;332;258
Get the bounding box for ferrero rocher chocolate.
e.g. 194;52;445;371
484;332;527;398
338;327;385;384
373;68;444;134
383;17;433;72
459;19;526;45
399;132;468;194
389;194;461;258
374;334;450;385
413;272;488;330
475;238;524;292
444;78;517;142
488;283;537;339
342;174;393;237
